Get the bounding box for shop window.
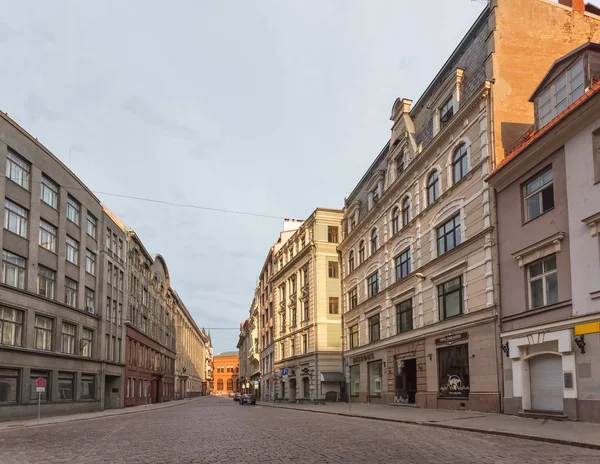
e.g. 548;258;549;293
368;360;382;397
81;374;95;400
438;344;470;398
58;372;75;400
350;365;360;397
0;368;19;403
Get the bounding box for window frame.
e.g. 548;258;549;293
85;249;96;275
367;272;379;298
328;297;339;315
370;228;378;254
37;266;56;300
328;261;339;278
65;278;78;308
1;250;26;289
35;315;53;351
30;370;50;402
438;344;470;399
349;324;359;349
368;360;382;397
402;197;411;227
527;254;558;309
436;214;461;256
327;226;339;243
39;220;57;252
358;241;365;264
349;251;355;273
80;374;95;400
391;207;400;235
4;199;28;238
439;95;454;129
81;328;93;358
537;59;585;128
396;299;413;334
86;214;97;239
523;168;554;222
61;322;76;355
348;286;358;310
438;276;463;320
6;150;30;190
427;171;440;206
452;143;468;184
66;197;80;225
0;306;24;347
66;236;79;265
394;249;411;281
41;175;59;209
58;372;75;401
368;313;380;343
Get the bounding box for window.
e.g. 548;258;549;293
367;272;379;298
395;249;411;281
439;95;454;129
78;374;94;400
0;306;23;346
349;324;358;349
437;214;461;256
369;314;380;343
370;228;378;254
41;175;58;208
39;220;57;252
65;278;78;308
372;186;379;205
537;60;585;128
402;197;411;227
396;299;413;333
328;261;339;278
358;241;365;263
453;143;468;183
37;266;56;299
350;365;360;396
528;255;558;309
329;297;339;315
438;344;470;398
368;360;382;396
6;150;30;189
303;376;310;398
66;236;79;264
66;197;80;225
4;199;28;238
2;250;26;289
327;226;339;243
427;171;440;205
85;249;96;275
290;338;295;356
30;371;49;401
396;152;405;176
86;214;97;239
82;328;93;358
106;228;112;251
226;379;233;391
524;169;554;221
35;315;53;351
118;240;124;259
280;342;285;359
438;276;463;320
0;369;19;403
58;372;75;400
349;251;355;273
217;379;224;391
119;270;124;291
303;299;309;321
391;207;400;235
85;287;95;310
61;322;76;354
594;130;600;184
349;286;358;310
302;333;308;353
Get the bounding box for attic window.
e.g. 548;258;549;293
537;59;585;128
372;186;380;204
439;96;454;129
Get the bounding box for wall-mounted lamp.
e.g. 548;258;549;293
574;335;586;354
501;342;510;358
427;354;432;361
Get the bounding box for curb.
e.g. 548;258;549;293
0;396;206;431
257;403;600;451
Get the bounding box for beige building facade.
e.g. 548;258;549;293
238;287;260;394
272;209;344;402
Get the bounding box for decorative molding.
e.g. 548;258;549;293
582;212;600;237
428;68;465;110
428;259;468;284
512;232;565;268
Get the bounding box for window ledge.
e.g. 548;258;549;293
582;212;600;237
512;232;565;268
429;260;468;284
500;299;572;322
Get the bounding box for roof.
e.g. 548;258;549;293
529;42;600;101
488;79;600;180
214;351;239;358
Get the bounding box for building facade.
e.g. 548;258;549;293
488;42;600;421
124;232;176;406
259;250;275;401
212;352;239;394
0;111;126;420
238;288;260;394
272;209;345;403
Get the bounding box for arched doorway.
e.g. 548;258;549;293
217;379;223;391
529;354;563;412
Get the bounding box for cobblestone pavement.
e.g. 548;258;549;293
1;397;599;464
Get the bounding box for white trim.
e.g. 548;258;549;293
583;212;600;237
512;232;565;268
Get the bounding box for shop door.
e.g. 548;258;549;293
529;354;563;412
395;358;417;404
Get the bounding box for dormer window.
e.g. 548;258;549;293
537;59;585;128
439;95;454;129
372;186;380;204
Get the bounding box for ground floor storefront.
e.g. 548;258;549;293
347;319;501;412
502;316;600;422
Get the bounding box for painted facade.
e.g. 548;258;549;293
212;353;239;394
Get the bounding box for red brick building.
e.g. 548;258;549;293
212;352;239;394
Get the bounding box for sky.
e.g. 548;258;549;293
0;0;486;353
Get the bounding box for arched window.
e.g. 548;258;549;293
349;250;355;272
227;379;233;391
391;207;400;235
402;197;411;227
371;228;378;254
217;379;224;391
359;241;365;263
453;143;468;183
427;171;440;205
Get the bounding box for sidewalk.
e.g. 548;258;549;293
258;401;600;449
0;396;204;431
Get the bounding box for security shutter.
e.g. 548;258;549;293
529;354;563;412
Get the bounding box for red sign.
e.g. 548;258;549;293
36;377;46;388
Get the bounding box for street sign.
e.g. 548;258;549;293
144;380;151;387
36;387;45;393
36;377;46;388
281;368;288;376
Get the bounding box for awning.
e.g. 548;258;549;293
320;372;345;383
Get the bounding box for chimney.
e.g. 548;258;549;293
559;0;585;12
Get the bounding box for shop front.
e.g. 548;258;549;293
386;340;425;405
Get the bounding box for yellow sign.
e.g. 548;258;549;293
574;322;600;336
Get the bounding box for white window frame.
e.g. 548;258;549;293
6;150;30;190
37;266;56;300
537;59;585;128
527;255;558;310
1;250;26;289
66;197;80;225
85;249;96;275
39;220;57;252
4;199;28;238
65;278;78;308
66;236;79;264
524;168;554;222
86;214;97;239
41;176;59;208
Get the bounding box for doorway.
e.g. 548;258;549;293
395;357;417;404
104;375;121;409
529;354;563;412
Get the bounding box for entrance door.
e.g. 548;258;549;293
152;378;160;404
395;358;417;404
289;379;296;402
529;354;563;412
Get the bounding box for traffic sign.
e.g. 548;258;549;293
281;368;288;376
144;380;151;387
36;387;45;393
36;377;46;388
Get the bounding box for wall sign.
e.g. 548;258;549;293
352;352;374;364
435;332;469;345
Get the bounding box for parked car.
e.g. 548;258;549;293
228;391;235;398
239;393;256;405
233;392;241;402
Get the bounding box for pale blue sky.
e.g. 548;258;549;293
0;0;485;352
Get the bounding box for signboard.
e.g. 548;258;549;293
281;368;288;380
351;352;374;365
36;387;46;393
36;377;46;388
145;380;151;387
435;332;469;345
254;381;259;387
574;322;600;336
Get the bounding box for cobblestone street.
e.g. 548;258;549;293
1;397;600;463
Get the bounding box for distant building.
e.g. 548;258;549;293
212;352;239;394
238;287;260;394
